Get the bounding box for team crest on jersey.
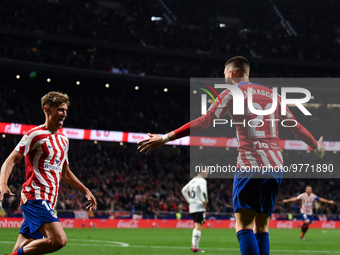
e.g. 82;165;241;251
20;135;28;145
50;210;58;219
55;159;60;165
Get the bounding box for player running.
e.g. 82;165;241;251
181;169;208;253
0;91;97;255
138;56;325;255
283;185;334;240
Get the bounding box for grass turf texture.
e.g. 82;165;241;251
1;228;340;254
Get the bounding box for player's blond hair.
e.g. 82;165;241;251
225;56;250;78
41;91;70;109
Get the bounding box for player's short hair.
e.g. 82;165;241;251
41;91;70;109
225;56;250;77
306;185;312;189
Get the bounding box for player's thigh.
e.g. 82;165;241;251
12;234;34;252
254;213;270;233
235;208;256;232
38;221;67;246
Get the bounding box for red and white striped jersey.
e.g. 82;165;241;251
15;125;69;209
208;82;296;169
297;192;319;215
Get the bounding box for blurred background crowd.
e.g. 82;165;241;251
0;0;339;220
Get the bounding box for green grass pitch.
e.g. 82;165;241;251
1;228;340;254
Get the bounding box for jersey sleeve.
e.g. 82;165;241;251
63;139;70;166
207;89;233;119
278;95;318;149
15;132;40;156
181;183;191;204
173;89;232;139
297;193;303;200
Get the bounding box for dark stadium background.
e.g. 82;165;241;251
0;0;339;221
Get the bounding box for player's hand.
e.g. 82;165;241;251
85;190;97;211
0;184;15;201
137;133;164;154
283;199;287;203
202;201;208;209
314;136;325;159
329;200;334;205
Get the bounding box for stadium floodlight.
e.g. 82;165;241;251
151;16;163;21
219;23;226;28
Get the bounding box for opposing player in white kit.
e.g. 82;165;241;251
283;185;334;239
181;170;209;253
0;91;97;255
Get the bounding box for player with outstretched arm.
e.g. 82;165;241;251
0;91;97;255
138;56;325;255
283;185;334;240
181;169;209;253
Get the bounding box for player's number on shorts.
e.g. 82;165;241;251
42;201;52;211
189;187;196;198
247;103;276;138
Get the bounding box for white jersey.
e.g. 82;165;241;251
181;176;208;213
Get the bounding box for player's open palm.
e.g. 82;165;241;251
315;136;325;159
137;133;164;154
0;184;15;201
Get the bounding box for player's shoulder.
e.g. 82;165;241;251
25;125;50;137
238;82;271;92
298;192;307;197
311;193;318;197
57;130;69;140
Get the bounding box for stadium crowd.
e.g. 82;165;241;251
1;0;340;78
0;81;339;220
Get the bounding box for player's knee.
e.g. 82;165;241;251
305;219;310;224
51;234;67;250
195;224;202;231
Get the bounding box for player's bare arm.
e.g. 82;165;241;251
0;150;23;201
137;131;177;154
283;197;299;203
318;197;334;204
61;164;97;211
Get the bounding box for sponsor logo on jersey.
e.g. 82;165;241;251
20;135;28;145
44;163;62;172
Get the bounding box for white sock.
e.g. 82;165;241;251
192;229;201;249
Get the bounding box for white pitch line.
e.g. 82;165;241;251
1;240;340;254
68;238;129;247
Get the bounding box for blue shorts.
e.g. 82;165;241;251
19;200;59;239
233;171;282;216
301;213;314;223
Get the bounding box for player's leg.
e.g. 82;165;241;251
254;177;281;255
235;208;259;255
10;221;67;255
12;234;34;253
300;214;311;239
12;219;35;253
233;175;260;255
192;223;202;250
254;213;270;255
191;212;205;253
